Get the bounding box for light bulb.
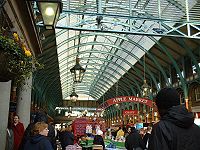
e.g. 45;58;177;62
45;7;55;16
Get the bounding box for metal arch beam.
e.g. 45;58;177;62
90;86;122;101
92;85;128;100
33;64;59;93
78;50;144;91
33;62;59;93
59;57;137;88
92;37;139;100
57;32;129;55
56;31;168;87
59;50;142;93
125;35;170;87
40;22;200;40
63;42;158;91
149;36;187;93
108;86;131;98
56;32;161;89
35;52;138;100
61;63;136;98
55;31;165;90
32;81;61;113
35;75;61;104
62;73;132;98
61;62;123;79
176;38;200;76
62;76;113;98
63;73;125;98
33;61;60;106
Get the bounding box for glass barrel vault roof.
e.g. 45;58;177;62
55;0;199;100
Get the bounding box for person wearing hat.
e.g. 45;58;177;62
148;88;200;150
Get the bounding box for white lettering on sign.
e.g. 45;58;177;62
128;97;147;103
113;97;126;103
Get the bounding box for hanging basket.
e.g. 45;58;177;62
0;50;15;82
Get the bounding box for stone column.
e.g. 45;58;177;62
0;81;11;150
16;77;32;128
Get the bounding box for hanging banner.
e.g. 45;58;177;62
98;96;154;110
123;110;138;116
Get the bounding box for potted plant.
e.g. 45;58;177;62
0;31;42;85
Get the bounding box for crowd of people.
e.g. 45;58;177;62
6;110;57;150
5;87;200;150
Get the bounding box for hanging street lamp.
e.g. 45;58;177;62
141;79;151;98
70;87;78;102
70;57;86;83
141;55;151;98
37;0;62;29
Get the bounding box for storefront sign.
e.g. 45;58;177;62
98;96;153;110
123;110;138;116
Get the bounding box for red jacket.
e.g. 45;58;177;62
13;122;24;150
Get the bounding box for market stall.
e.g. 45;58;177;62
72;117;106;137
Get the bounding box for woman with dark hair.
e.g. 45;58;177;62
23;122;54;150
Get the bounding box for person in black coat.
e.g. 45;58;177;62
60;126;74;150
20;111;56;150
143;126;152;149
93;130;105;150
125;127;145;150
148;88;200;150
23;122;54;150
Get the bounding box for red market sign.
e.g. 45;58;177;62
98;96;153;110
123;110;138;116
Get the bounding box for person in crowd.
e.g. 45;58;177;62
139;128;145;139
124;127;131;138
12;115;24;150
148;88;200;150
143;126;152;149
79;134;89;149
23;122;54;150
125;127;146;150
60;125;74;150
20;110;56;149
116;127;125;140
111;128;117;140
6;119;14;150
93;130;105;150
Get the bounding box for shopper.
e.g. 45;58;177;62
116;127;124;140
143;126;151;149
125;127;145;150
12;115;24;150
93;130;105;150
148;88;200;150
20;110;56;149
60;125;74;150
23;122;54;150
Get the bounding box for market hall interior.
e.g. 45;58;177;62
0;0;200;150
